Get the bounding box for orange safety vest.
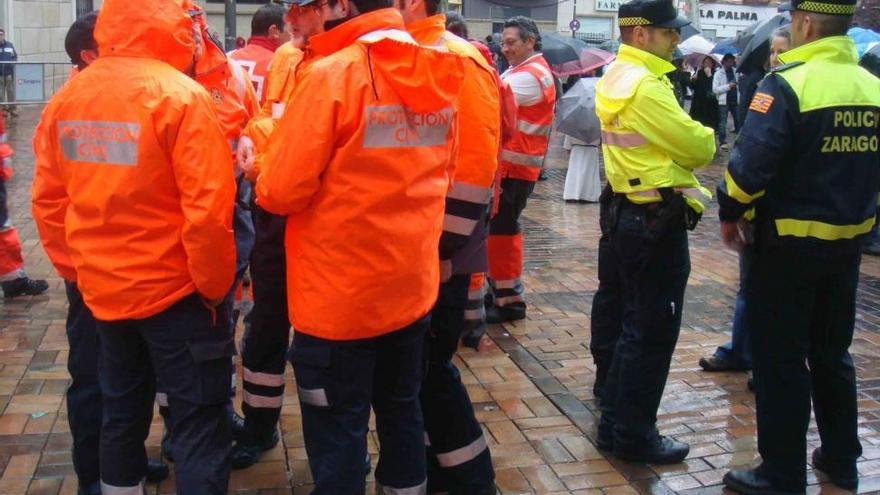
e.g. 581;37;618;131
500;54;556;182
229;41;275;106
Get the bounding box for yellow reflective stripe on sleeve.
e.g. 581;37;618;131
775;216;874;241
724;169;765;205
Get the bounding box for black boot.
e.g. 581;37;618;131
145;458;170;483
723;467;805;494
812;448;858;491
486;304;526;324
230;429;280;470
2;277;49;298
613;435;689;465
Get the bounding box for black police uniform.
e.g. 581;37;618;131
591;0;714;465
718;1;880;490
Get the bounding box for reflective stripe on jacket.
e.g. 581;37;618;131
31;0;236;320
407;15;500;272
595;44;715;212
499;54;555;182
718;36;880;251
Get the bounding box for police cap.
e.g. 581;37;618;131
779;0;856;16
617;0;691;29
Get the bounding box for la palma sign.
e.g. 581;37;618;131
699;4;775;26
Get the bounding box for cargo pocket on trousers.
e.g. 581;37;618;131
187;338;235;405
289;345;332;409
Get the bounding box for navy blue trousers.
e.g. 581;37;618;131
64;282;102;492
423;275;495;494
96;294;233;494
290;316;429;494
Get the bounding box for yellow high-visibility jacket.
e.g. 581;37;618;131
596;44;715;212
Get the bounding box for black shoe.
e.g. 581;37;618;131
539;171;549;181
146;458;170;483
230;429;280;470
613;435;689;464
723;468;804;494
699;356;749;372
161;429;174;463
2;277;49;298
229;410;246;442
486;305;526;324
812;448;858;491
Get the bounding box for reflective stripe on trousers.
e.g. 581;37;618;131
434;434;488;468
100;480;144;495
377;481;427;495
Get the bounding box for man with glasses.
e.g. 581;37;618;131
230;0;326;470
592;0;715;464
486;16;555;324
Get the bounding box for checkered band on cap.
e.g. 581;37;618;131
618;16;652;26
797;0;856;14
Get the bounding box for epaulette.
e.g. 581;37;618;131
770;61;805;73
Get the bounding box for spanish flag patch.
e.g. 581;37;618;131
749;93;774;114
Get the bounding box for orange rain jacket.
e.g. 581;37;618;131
256;9;465;340
31;0;236;321
241;42;315;179
193;8;259;154
407;15;500;274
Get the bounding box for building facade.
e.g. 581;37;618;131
461;0;558;41
557;0;782;41
0;0;102;62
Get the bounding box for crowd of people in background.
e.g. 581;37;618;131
0;0;875;493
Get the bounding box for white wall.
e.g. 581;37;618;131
10;0;74;62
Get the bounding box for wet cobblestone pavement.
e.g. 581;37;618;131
2;107;880;494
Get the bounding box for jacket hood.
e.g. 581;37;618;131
95;0;196;72
596;44;672;125
310;9;464;113
192;4;229;78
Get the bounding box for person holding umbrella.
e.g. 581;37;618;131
689;55;720;134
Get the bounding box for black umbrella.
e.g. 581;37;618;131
540;32;590;66
680;24;700;41
737;13;790;61
860;43;880;78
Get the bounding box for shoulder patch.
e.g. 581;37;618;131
770;61;805;73
749;92;774;113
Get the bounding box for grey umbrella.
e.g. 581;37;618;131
555;78;602;144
